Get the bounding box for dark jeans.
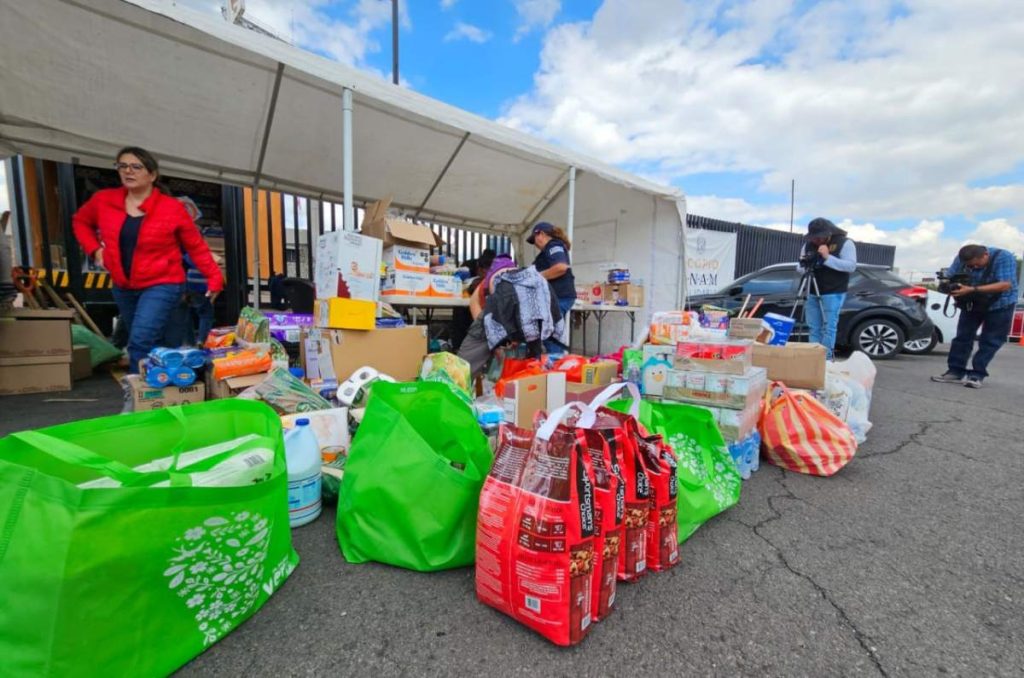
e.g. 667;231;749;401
164;292;215;348
947;304;1015;380
112;283;183;374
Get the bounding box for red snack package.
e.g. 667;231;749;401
476;405;598;646
580;428;625;622
637;434;679;572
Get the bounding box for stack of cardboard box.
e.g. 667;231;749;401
362;198;452;299
0;309;74;395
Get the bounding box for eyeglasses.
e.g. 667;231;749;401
114;162;146;172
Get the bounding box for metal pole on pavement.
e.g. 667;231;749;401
566;166;576;245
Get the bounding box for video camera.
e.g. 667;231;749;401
936;268;970;295
799;251;823;269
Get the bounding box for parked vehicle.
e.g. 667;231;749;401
688;263;934;360
903;290;957;354
905;293;1024;354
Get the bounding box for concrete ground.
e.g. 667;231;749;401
2;346;1022;676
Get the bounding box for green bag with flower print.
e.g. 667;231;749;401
606;396;741;544
0;400;299;677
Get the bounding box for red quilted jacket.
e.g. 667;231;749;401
72;187;223;292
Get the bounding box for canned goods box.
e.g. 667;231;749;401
663;366;767;410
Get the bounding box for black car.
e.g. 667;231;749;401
687;263;935;360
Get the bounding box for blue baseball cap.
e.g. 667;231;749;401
526;222;555;245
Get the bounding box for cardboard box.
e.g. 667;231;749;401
502;372;567;429
303;326;428;383
603;283;642;307
314;297;376;331
663;366;767;410
361;197;443;250
564;381;609;405
429;274;459;298
728;318;771;342
0;356;72;395
126;375;206;410
206;372;265;400
383;244;431;274
628;286;645;308
314;229;383;301
581;360;618;386
674;340;754;375
752;343;826;389
0;309;74;359
71;345;92;381
382;270;431;297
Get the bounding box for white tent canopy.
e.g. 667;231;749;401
0;0;687;321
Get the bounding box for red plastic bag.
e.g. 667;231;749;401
552;355;587;383
475;404;598;646
580;428;624;622
494;358;547;398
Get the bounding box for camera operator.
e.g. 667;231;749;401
931;244;1019;388
797;218;857;360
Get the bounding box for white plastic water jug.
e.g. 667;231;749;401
283;419;322;527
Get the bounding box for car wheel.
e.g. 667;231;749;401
853;319;905;360
903;328;939;355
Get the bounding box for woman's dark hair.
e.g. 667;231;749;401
958;244;988;263
115;146;172;195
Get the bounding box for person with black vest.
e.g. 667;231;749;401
797;217;857;360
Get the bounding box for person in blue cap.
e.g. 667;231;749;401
527;222;576;352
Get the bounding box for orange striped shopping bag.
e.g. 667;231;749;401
759;382;857;476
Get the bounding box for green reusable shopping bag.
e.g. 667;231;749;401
336;381;493;571
0;400;299;677
606;393;742;544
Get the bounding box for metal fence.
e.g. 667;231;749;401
686;214;896;277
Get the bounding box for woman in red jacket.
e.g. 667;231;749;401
73;147;223;373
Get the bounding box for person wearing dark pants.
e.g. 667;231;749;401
527;222;576;354
932;244;1019;388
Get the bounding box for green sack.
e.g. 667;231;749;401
337;381;493;571
0;400;299;677
607;397;741;543
71;323;122;367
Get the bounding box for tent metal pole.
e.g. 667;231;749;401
342;87;355;233
250;61;287;310
566;165;576;244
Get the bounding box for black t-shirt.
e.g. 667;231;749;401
120;214;144;278
533;238;576;300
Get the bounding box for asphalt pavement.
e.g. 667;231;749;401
2;346;1022;676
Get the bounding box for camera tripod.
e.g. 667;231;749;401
791;266;827;332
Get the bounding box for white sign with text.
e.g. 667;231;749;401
685;229;737;296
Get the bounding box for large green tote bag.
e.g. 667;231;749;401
337;381;493;571
598;384;742;544
0;400;299;677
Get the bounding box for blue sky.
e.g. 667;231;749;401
5;0;1021;277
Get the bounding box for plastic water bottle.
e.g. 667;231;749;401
283;419;322;527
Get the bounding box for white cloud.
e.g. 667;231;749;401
440;0;458;9
967;218;1024;255
174;0;403;68
445;22;493;44
513;0;561;41
500;0;1024;226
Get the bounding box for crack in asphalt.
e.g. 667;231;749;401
731;470;890;677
